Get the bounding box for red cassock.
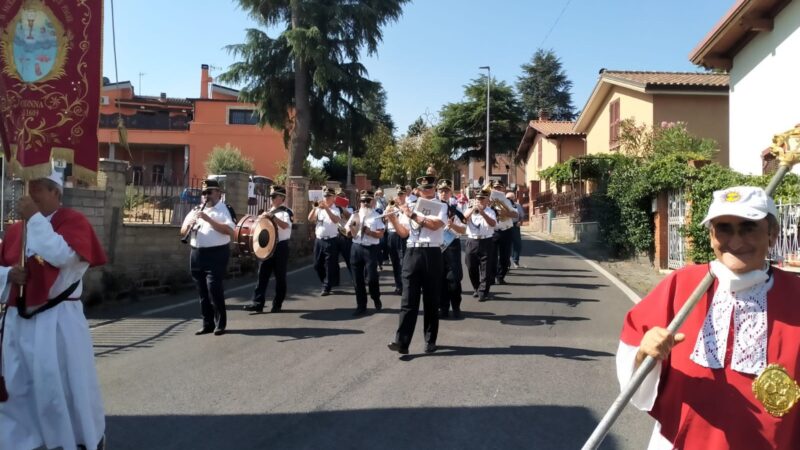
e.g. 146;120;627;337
621;264;800;449
0;208;106;308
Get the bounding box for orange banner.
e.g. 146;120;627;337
0;0;102;183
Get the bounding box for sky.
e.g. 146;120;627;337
102;0;734;135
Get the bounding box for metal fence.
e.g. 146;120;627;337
123;177;272;225
533;190;585;217
771;201;800;267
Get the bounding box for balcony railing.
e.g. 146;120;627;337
99;113;190;131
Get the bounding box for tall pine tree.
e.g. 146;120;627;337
516;49;575;121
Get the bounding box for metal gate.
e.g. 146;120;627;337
667;189;686;269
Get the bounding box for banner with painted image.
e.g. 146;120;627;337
0;0;102;183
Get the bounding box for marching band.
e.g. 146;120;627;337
182;172;524;354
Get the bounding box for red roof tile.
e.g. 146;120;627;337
601;70;729;88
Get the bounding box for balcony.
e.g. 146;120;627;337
99;112;190;131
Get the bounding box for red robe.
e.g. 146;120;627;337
621;264;800;449
0;208;106;308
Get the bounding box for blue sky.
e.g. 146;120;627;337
102;0;733;135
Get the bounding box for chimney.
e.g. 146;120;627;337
200;64;210;99
538;109;550;121
160;92;167;101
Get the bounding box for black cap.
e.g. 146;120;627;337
475;188;491;199
437;179;453;191
395;184;407;194
201;179;221;193
416;175;437;189
270;185;287;198
323;187;336;197
492;179;506;189
359;189;374;201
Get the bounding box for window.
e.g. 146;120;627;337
228;109;258;125
131;166;143;186
609;99;621;149
537;140;543;168
152;165;164;184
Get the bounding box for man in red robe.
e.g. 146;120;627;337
0;170;107;450
618;186;800;449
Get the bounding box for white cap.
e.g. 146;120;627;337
41;167;64;192
700;186;777;227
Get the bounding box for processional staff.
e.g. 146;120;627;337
582;125;800;450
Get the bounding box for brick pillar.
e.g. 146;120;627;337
288;176;309;222
653;191;669;270
354;173;369;191
222;171;249;219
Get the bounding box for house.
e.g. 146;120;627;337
455;154;526;192
689;0;799;175
96;64;287;186
515;115;585;220
574;70;730;165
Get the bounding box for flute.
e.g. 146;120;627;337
180;201;207;244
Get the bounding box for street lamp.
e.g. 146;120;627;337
479;66;491;182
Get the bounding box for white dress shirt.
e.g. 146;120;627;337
347;209;385;246
182;200;235;248
406;200;448;246
314;206;341;239
466;206;497;239
271;207;293;242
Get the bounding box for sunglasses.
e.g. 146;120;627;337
360;199;371;203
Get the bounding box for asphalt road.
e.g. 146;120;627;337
90;235;654;449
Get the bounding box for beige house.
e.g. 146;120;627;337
574;70;730;166
516;119;586;198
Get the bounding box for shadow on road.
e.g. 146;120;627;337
472;313;590;327
224;327;364;341
505;274;598;280
400;345;614;362
486;296;600;307
106;405;621;450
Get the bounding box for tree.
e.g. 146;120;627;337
380;126;453;183
516;49;575;121
219;0;409;179
205;143;255;174
437;76;525;165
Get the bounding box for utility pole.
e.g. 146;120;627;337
138;72;145;94
479;66;491;181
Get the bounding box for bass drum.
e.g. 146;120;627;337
233;214;278;260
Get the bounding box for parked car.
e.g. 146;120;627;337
180;187;202;205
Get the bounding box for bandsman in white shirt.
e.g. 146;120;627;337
386;185;409;295
181;179;236;336
244;186;293;313
345;190;385;316
308;187;341;296
388;173;448;354
437;179;466;319
334;190;353;286
464;187;498;301
490;180;518;286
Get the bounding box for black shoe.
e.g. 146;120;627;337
374;299;383;311
379;265;383;271
243;303;264;312
472;290;479;298
195;328;214;335
425;343;437;353
478;294;488;302
394;288;402;295
439;310;450;319
270;305;282;313
453;309;462;319
352;308;368;317
388;342;409;354
321;289;332;297
213;328;225;336
496;278;506;285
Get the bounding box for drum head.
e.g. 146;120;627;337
252;216;278;260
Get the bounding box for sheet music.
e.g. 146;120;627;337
413;197;445;218
308;190;324;202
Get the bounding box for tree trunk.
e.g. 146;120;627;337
289;0;310;177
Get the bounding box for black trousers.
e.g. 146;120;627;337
493;228;513;281
190;244;229;330
395;247;442;347
313;237;339;291
380;232;390;262
351;243;381;309
387;232;407;291
465;238;494;295
333;235;353;286
251;240;289;308
440;239;463;313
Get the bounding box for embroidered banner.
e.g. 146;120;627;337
0;0;102;183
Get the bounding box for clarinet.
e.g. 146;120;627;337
180;201;208;244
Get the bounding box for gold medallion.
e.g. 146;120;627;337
753;364;800;417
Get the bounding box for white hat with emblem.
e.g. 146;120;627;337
700;186;777;227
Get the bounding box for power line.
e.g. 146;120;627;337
539;0;574;48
